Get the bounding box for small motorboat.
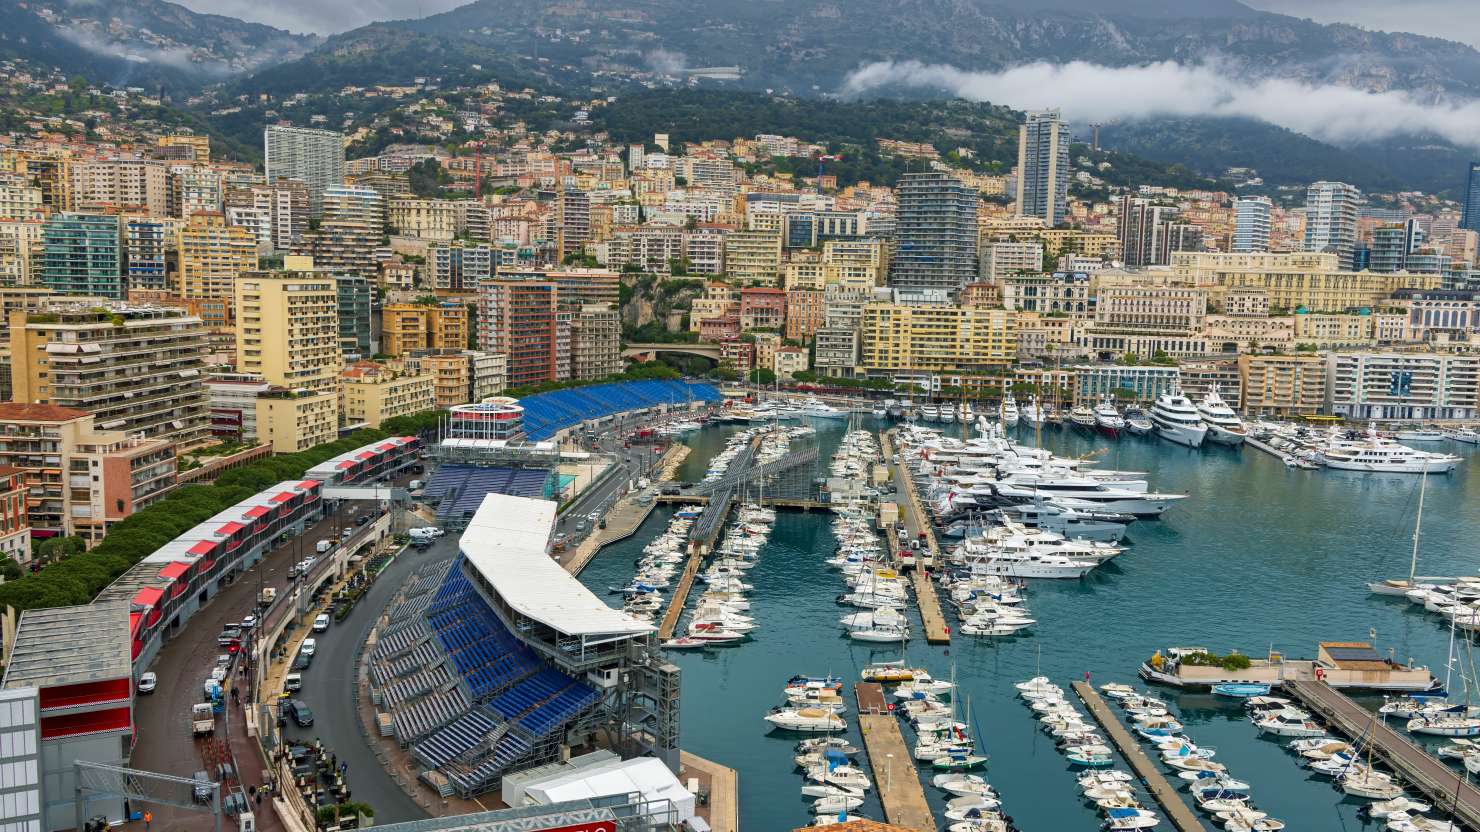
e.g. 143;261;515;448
1341;768;1406;800
810;793;864;815
1212;683;1271;699
1103;807;1162;829
660;637;707;649
765;707;846;733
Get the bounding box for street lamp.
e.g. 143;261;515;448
885;753;892;792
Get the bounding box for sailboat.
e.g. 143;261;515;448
932;696;988;770
1369;463;1454;596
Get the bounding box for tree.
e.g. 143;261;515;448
748;368;777;385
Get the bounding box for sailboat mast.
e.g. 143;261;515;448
1410;462;1428;585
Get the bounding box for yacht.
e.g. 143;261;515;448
765;707;847;732
1023;397;1047;429
1001;396;1020;428
1094;397;1126;438
1123;407;1153;436
940;403;957;424
994;501;1129;543
1316;425;1462;474
922;404;940;422
1196;390;1246;446
797;398;848;420
1444;427;1480;445
1069;405;1098;433
1149;392;1208;448
871;402;887;419
1396;427;1446;443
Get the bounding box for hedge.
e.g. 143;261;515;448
0;410;445;613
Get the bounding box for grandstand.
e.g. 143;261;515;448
368;495;664;799
517;380;721;441
422;465;553;528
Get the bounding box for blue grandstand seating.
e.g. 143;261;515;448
424;465;552;524
412;558;604;793
518;380;722;440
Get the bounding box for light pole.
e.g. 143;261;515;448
885;753;892;793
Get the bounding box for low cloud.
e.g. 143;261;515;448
841;59;1480;149
645;49;689;75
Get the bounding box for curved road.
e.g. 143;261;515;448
288;536;459;824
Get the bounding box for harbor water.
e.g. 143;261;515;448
578;418;1480;831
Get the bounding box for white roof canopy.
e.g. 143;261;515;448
461;493;653;638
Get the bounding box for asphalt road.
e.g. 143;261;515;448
130;498;380;832
288;533;458;825
552;410;692;545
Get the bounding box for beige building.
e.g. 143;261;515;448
0;219;45;285
0;403;175;544
234;270;341;396
70;160;169;215
1238;353;1328;417
1292;312;1379;349
724;230;783;285
177;211;258;300
341;362;436;428
255;388;338;453
10;304;211;448
388;198;459;241
860;303;1017;373
0;179;43;221
570;305;622;380
689;282;739;333
1171;251;1442;313
1203;314;1295;353
823;239;888;289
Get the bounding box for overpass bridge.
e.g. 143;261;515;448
622;342;723;363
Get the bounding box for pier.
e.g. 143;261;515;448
1071;682;1204;832
1285;680;1480;828
854;683;935;832
657;547;704;640
886;429;950;644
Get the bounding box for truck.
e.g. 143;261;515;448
315;539;332;554
191;702;215;736
257;587;277;607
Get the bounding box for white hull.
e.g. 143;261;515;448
1204;424;1246;446
1323;458;1460;474
1153;420;1207;448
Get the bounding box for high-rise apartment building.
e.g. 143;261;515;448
226;179;309;253
1117;197;1183;268
123;218;170;291
9;305;211;447
40;213;123;298
431;243;494;292
1463;162;1480;233
337;274;374;359
1016;109;1070;227
889;172;978;294
1303;181;1361;269
70;160;169;215
477;280;559;388
263;125;345;216
859;302;1016;373
177;212;257;299
1232;197;1272;253
569;305;621;380
234;271;341;395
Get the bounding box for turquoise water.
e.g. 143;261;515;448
579;419;1480;831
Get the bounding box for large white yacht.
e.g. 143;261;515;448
1317;425;1462;474
1149;392;1208;448
1195;389;1246;446
796;397;848;420
1093;396;1126;438
1001;395;1020;428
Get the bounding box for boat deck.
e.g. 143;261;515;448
1285;680;1480;828
1072;682;1205;832
854;683;934;832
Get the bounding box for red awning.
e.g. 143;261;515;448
356;452;376;461
243;505;269;519
131;587;163;608
216;521;245;536
375;443;395;451
271;492;295;503
187;540;217;555
129;612;142;636
335;461;355;469
299;480;321;489
157;562;190;580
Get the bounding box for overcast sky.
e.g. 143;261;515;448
176;0;1480;46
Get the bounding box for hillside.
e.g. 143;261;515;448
0;0;315;91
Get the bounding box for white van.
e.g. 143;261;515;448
408;527;436;541
409;479;424;491
315;539;332;554
312;614;330;632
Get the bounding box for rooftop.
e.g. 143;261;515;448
0;402;91;422
3;601;132;689
461;493;652;638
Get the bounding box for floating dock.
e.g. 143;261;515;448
657;547;703;641
910;570;951;644
854;683;934;832
887;430;949;644
1285;680;1480;828
1072;682;1204;832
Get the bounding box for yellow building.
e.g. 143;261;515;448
381;302;469;356
723;231;783;285
178;212;258;299
156;134;211;161
1292;311;1378;349
860;303;1017;373
1238;353;1328;417
340;362;436;428
234;271;341;400
1171;251;1442;313
255;389;338;453
413;352;473;408
783;252;825;290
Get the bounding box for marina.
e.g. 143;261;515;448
1072;682;1204;832
855;683;936;832
575;413;1480;831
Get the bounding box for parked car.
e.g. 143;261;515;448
239;614;257;630
286;700;314;728
355;514;369;526
137;672;157;694
300;638;317;657
341;527;353;539
312;614;330;632
290;652;311;671
284;673;302;693
210;666;227;683
217;628;241;647
215;654;231;668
